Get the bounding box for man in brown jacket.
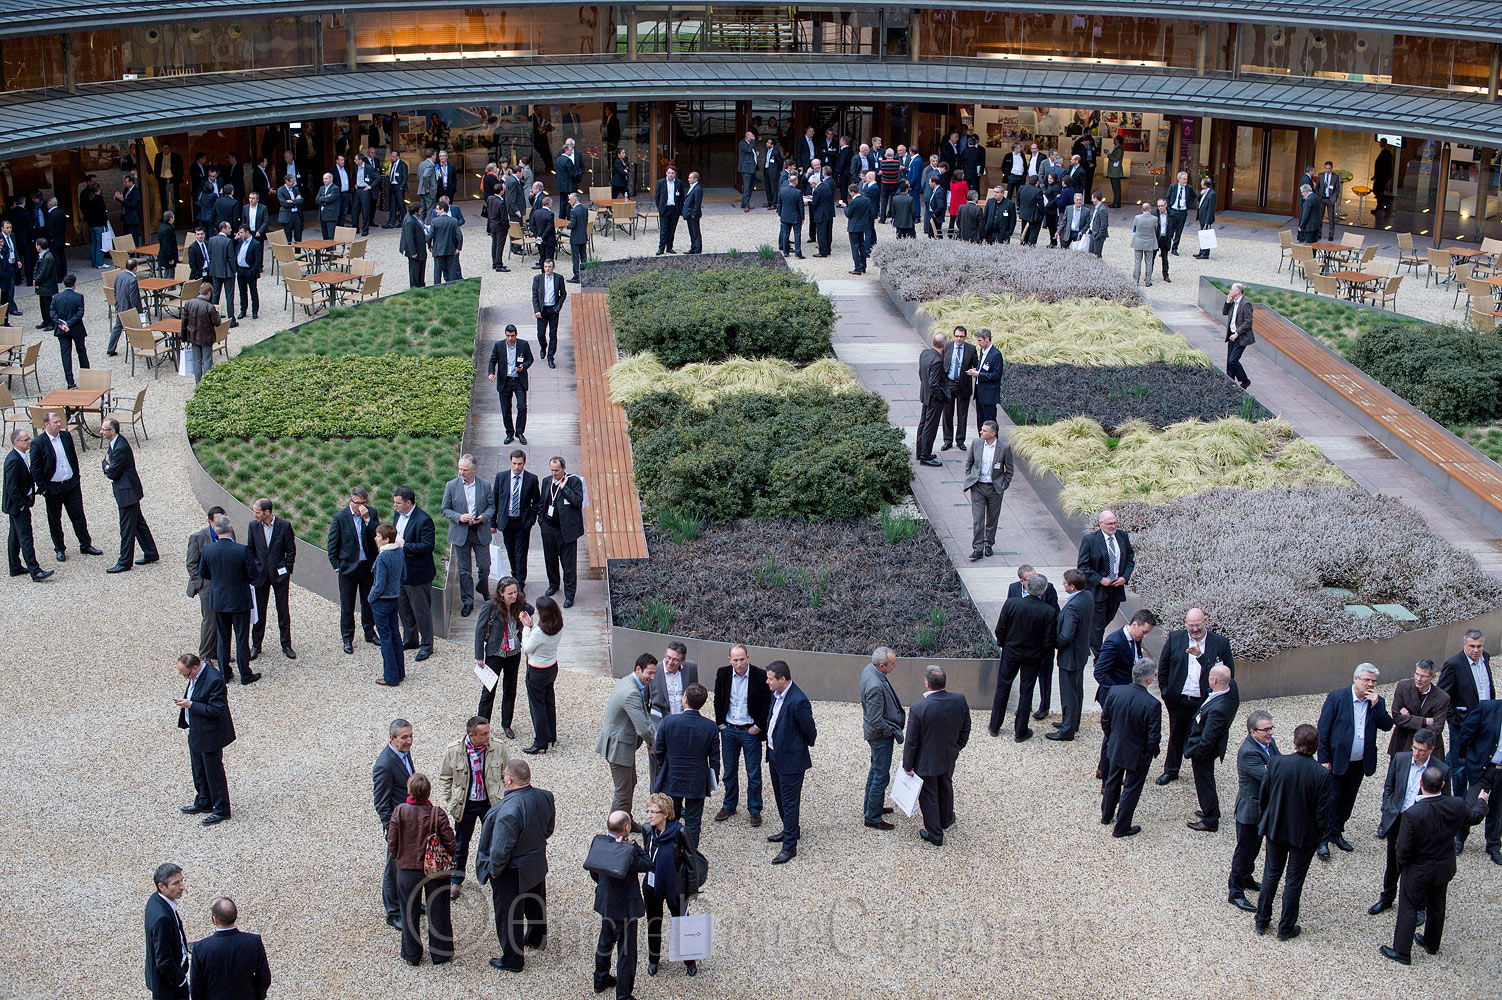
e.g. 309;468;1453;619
1388;658;1450;759
181;286;220;383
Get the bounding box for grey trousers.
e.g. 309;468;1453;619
1132;249;1155;286
609;762;638;817
198;589;217;664
1322;198;1338;239
452;540;490;606
382;840;400;921
968;481;1003;553
191;344;214;383
398;581;433;652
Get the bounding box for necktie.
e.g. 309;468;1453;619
510;475;521;516
949;346;961;380
1106;534;1118;576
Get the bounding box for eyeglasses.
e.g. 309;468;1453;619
1255;726;1275;733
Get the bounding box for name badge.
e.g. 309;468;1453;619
547;504;555;518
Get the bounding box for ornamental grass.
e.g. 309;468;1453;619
921;293;1211;367
872;239;1143;305
607;353;862;407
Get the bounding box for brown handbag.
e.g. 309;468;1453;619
422;804;453;878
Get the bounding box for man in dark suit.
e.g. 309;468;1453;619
1151;197;1173;281
765;660;817;863
428;197;462;284
352;152;379;236
490;323;537;441
315;172;341;239
565;192;591;280
327;486;378;654
590;811;652;999
206;221;238;328
1100;657;1162;839
372;719;416;928
760;139;785;209
1439;629;1494;798
1017;177;1045;245
554;141;580;205
100;418;158;573
654;166;684;255
1228;709;1278;911
680;171;705;255
1094;609;1157;776
1296;183;1320;244
392;485;436;661
189;897;271;999
199;515;259;686
968;328;1003;431
903;666;971;846
538;456;584;608
398;204;427;288
991;572;1058;742
481;182;509;273
1316;662;1394;859
1370;729;1448;916
434;150;457;205
737;132;760;212
532;258;566;371
1220;282;1256;389
32;238;58;333
809;168;836;256
240;192;269;241
924;175;948;240
1380;770;1490;965
49;273;90;387
492;447;540;584
175;652;236;824
939;326;978;451
1183;665;1241;831
30;409;100;561
1389;658;1449;759
776;178;805;259
1255;723;1331;939
1048;569;1093;741
648;641;701;720
144;862;189;999
531;194;557;267
251;157;274;204
1157;608;1236;785
276;174;304;242
212;186;239;234
5;428;53;581
153;144;186;217
185;227;210;281
0;219;19;323
1077;509;1135;655
1455;699;1502;862
843;184;875;274
246;499;295;662
652;683;720;850
1163;171;1194;255
118;173;145;246
232;226;262;321
915;332;946;467
713;645;771;827
384;150;409;228
476;758;555;973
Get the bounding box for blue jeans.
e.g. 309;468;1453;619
864;737;894;822
719;725;763;814
89;226;107;268
372;597;405;685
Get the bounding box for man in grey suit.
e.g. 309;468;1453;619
1228;709;1279;911
962;420;1012;561
1086;192;1110;257
429;197;462;284
475;758;555;973
185;506;226;670
416;150;438;222
859;646;904;830
903;665;970;846
1048;569;1095;742
1130;204;1158;287
207;222;238;328
915;332;946;467
737;131;759;211
107;260;142;355
440;454;492;617
597;653;660;820
1370;728;1448;917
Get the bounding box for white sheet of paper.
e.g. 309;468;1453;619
475;661;499;691
891;769;923;818
249;587;259;626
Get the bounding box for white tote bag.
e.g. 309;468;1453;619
668;913;713;962
1197;228;1217;250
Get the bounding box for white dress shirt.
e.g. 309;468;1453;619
46;431;71;481
463;481;476;517
336;165;349;191
1469;655;1494;701
664;668;684;715
1181;639;1203;698
979;440;996;483
395;509;411;541
767;688;787;749
727;670;752;725
1104;532;1119;577
1351;687;1369;759
1403;756;1426;811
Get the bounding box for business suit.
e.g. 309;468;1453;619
185;525;219;665
315;182;340;239
252;164;273;204
1128;210;1158;285
1296;190;1321;243
399;213;428;288
1377;752;1450;907
385;158;409;226
1455;701;1502;855
537;472;584;604
327;503;379;646
276;183;304;241
395;505;436;655
1256;750;1331;934
1387;677;1449;758
212;194;239;233
1222;296;1255;387
232;237;262;319
179;662;235;818
991;592;1057;738
373;742;415;924
681;182;704;254
554;151;579;203
30;426;93;557
530;203;556;264
655;176;684;253
101;432;158;568
441;475;493;613
1163;181;1194;253
153;150;185;216
1229;734;1279;897
810;177;837;255
844;192;875;273
200;536;257;683
859;662;905;823
1094;625;1148;775
1315;169;1342;240
962;436;1012;558
1317;685;1394;842
1053;590;1095;738
185;239;209;282
1183;683;1242;828
4;445;45;578
532;271;566;361
475;783;555;970
767;681;817;852
760;145;785;207
207;231;237;325
32;248;58;331
1017;183;1046;245
983;194;1016;245
652;708;720;848
120;183;144;245
144;892;189;999
1439;650;1494;796
923;183;948;239
648;661;701;719
1100;681;1162;836
596;673;659;814
416;157;437;220
492;465;539;583
49;286;89;385
1389;791;1487;960
972;343;1003;429
1077;527;1134;655
352;159;379;235
240;201;269;240
903;688;971;844
428;211;462;284
0;229;18;319
738;138;759;209
714;663;770;817
1086;202;1109;256
775;182;805;258
188;926;271;1000
1158;628;1236;780
590;833;652;999
560;200;588;278
915;346;944;462
939;339;978;448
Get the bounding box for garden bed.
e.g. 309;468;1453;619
1003;362;1267;430
873;240;1143;305
583;249;785;287
239;279;480;358
608;517;995;658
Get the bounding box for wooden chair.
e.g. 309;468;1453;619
106;386;148;444
212;319;231;359
1394;233;1424;274
333;225;358;243
266;228;289;246
1365;274;1402;310
1289;246;1316;290
1277;229;1294;272
108;248;132;270
165;280;201;318
1;341;40;393
1427;248;1454;287
28;405;63;430
1472;306;1498;332
112;234;136;252
350;258;376;276
1464;276;1492;310
285;277;322;317
174;263;190;281
610;201;639;239
1312;274;1340;297
588;185;612;205
1358;246;1378;268
126;325;171;378
103;281;117;321
76;369;111;413
1452;264;1476;307
1340;231;1364;248
0;383;30;441
509;221;536;258
351;272;383;303
270;241;297;282
335;237;368;270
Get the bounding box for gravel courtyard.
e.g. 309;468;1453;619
0;201;1490;998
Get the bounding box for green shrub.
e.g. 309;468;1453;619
609;268;835;366
240;279;479;359
1349;322;1502;425
879;507;919;543
630;598;678;633
657;509;701;544
626;387;910;523
186;355;474;439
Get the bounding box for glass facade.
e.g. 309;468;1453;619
920;12;1209;68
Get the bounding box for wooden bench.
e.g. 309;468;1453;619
1250;307;1502;516
570;290;650;565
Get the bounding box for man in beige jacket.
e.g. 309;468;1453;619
436;715;508;898
595;653;659;820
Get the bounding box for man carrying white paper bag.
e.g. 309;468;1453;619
902;666;971;846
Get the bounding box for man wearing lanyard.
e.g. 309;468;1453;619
537;457;584;608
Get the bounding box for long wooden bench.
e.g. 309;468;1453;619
570;289;649;565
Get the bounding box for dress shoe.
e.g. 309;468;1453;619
864;819;895;830
106;563;131;573
1379;946;1411;965
1242;877;1261;892
497;266;510;273
748;812;762;827
1171;249;1180;256
1156;773;1178;786
563;598;574;608
1112;825;1142;838
230;320;239;328
136;555;159;565
1031;709;1047;720
30;569;54;581
1187;820;1218;832
849;270;864;275
714;807;735;822
522;743;547;754
940;443;953;451
1331;834;1354;852
566;277;580;283
344;641;354;654
545;587;558;597
461;603;473;617
1015;729;1033;743
686;962;697;977
1368;898;1393;915
1045;731;1074;741
1053;721;1066;729
250;645;262;661
1414;932;1437;954
647;962;659;976
593;974;616;993
794;254;805;259
238;312;247;319
767;831;786;842
241;672;261;685
1195;809;1204;817
201;813;229;825
1490;849;1502;865
104;352;118;358
919;458;942;468
969;551;983;561
181;804;210;814
771;848;796;864
376;679;395;686
1162;276;1171;283
1254;922;1268;936
365;633;380;645
504;727;516;740
882;807;894;814
547;358;556;369
1316;842;1331;861
415;649;431;662
490;958;523;972
1228;893;1257;912
918;829;943;846
984;546;993;556
81;545;103;556
385;915;401;929
518;433;528;444
1276;925;1300;941
503;435;515;445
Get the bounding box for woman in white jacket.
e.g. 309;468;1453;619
520;595;564;754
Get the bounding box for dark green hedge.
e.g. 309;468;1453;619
239;279;479;359
626;387;910;522
1348;322;1502;425
609;268;835;365
186;355;474;439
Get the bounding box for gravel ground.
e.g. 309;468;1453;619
0;203;1490;998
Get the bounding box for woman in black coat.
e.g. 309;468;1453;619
611;149;630;199
642;794;698;978
473;576;530;739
